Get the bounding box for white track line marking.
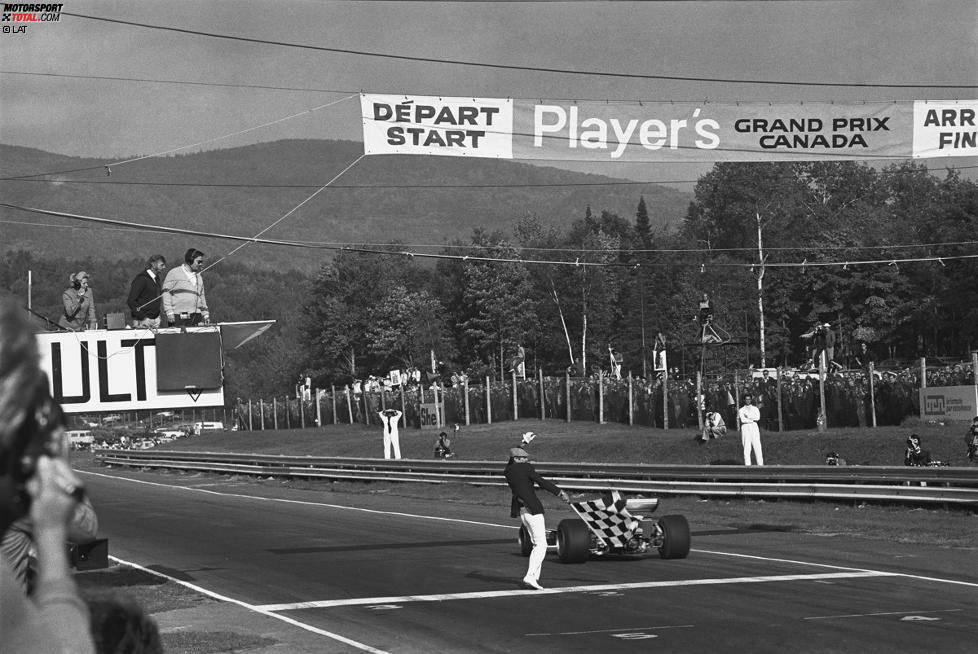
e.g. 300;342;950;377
80;470;513;530
695;548;978;588
526;624;694;637
255;571;895;610
804;609;963;621
108;556;388;653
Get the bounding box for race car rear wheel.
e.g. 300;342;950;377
657;514;691;559
518;525;532;557
556;518;590;563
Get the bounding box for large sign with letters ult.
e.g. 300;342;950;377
36;327;226;413
361;95;977;162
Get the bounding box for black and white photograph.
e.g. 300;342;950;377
2;1;977;652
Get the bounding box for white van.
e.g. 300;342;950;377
192;421;224;435
65;430;94;450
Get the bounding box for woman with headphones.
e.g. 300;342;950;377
57;271;98;331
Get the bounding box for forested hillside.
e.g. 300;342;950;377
0;140;690;273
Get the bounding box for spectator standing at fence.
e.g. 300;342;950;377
504;446;570;590
378;409;402;459
58;271;98;331
854;341;876;371
162;248;209;327
126;255;167;329
1;296;96;654
738;393;764;465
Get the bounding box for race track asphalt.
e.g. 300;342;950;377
75;463;978;654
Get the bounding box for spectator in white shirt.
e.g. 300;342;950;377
738;393;763;465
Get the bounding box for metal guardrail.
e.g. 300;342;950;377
92;449;978;506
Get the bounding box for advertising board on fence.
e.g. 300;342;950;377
920;385;978;421
419;402;444;429
361;94;977;163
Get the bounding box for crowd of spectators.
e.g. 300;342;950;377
235;360;976;433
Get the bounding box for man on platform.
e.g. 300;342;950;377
162;248;210;327
126;255;167;329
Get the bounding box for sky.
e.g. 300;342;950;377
0;0;975;189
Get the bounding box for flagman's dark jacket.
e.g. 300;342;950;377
127;270;163;320
505;461;561;517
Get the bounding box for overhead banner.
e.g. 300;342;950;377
361;94;977;162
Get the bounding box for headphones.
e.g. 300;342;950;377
70;272;89;290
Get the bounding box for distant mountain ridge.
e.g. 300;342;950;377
0;140;692;272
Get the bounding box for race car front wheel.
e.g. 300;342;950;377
657;514;691;559
556;518;590;563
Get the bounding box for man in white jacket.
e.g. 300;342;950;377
738;393;763;465
162;248;209;326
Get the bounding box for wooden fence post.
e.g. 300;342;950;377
565;369;571;423
464;377;470;425
539;368;545;420
869;362;877;428
663;368;669;430
485;376;492;424
512;370;518;421
776;368;784;432
346;386;353;424
818;353;827;432
696;371;703;431
628;372;634;426
598;370;604;424
331;385;337;425
315;388;322;428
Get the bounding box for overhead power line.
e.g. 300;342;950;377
0;69;347;94
1;162;972;189
4;202;977;270
62;12;977;90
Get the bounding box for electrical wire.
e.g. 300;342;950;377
1;162;974;189
60;12;977;90
6;68;974;104
4;202;976;270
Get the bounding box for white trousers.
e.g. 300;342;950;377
741;424;763;465
520;509;548;583
384;429;401;459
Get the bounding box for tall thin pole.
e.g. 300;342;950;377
640;269;647;379
756;212;767;368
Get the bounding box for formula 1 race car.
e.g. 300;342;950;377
518;492;690;563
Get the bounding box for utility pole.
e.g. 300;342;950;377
640;267;647;379
756;212;767;368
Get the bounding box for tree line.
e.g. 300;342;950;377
3;160;975;398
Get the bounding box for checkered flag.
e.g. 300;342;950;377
570;490;638;548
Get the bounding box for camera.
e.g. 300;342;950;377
11;377;67;514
